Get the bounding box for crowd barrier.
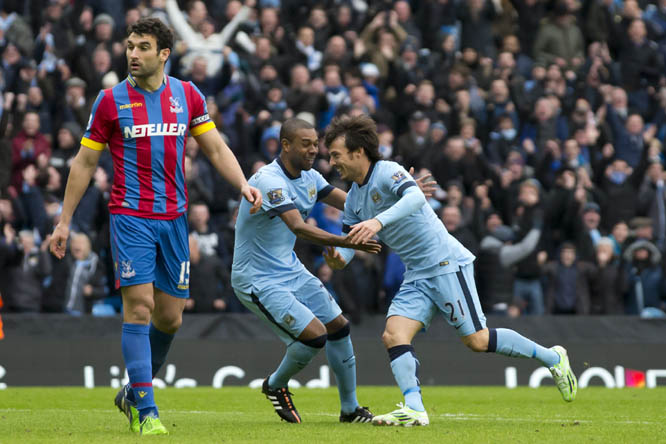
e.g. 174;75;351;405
0;314;665;389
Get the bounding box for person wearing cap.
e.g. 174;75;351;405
394;109;431;170
63;76;90;131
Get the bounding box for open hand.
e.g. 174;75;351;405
410;167;436;197
323;246;347;269
347;218;382;245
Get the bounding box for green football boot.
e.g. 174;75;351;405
549;345;578;402
371;403;429;427
140;416;169;435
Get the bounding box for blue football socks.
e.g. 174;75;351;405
326;332;359;414
149;322;174;378
388;345;425;412
487;328;560;367
268;341;322;389
122;323;158;421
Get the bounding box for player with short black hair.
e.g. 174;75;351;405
232;117;379;424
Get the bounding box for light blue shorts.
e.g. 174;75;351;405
233;271;342;344
388;263;486;337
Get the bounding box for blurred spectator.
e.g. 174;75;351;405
49;122;81;191
62;77;91;133
458;0;500;59
47;232;106;314
573;201;604;263
4;229;51;312
10;112;51;191
622;239;666;316
533;0;585;69
358;10;407;81
441;204;479;256
395;110;431;170
166;0;250;76
186;234;234;313
543;242;594;315
0;4;34;56
512;179;546;315
637;159;666;250
591;237;625;314
189;202;229;264
477;212;540;317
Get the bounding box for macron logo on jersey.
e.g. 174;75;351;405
123;123;187;139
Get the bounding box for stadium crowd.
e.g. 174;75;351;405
1;0;666;320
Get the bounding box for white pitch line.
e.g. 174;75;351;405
0;409;658;425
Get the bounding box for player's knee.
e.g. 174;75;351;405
381;329;400;348
156;313;182;333
300;334;328;349
124;304;152;324
462;332;488;352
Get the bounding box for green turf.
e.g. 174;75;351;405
0;386;663;443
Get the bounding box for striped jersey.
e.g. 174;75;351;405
81;74;215;219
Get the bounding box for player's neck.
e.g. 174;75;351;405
133;69;165;92
279;155;301;179
353;158;372;185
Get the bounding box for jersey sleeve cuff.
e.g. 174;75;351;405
397;180;417;197
81;137;106;151
317;185;334;201
266;203;297;217
190;121;216;137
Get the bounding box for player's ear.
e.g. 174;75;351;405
280;138;290;153
160;47;171;63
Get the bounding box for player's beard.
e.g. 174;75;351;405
130;59;161;79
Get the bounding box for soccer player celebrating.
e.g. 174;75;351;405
323;115;577;427
49;18;262;435
232;117;381;424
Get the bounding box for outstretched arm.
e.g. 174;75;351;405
279;209;381;253
195;128;262;214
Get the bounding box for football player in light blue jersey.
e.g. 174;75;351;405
323;115;578;427
232;118;382;425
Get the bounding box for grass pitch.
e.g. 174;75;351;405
0;386;662;443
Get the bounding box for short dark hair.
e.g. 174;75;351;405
279;118;315;144
127;18;174;53
324;115;381;162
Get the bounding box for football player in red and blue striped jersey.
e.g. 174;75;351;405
49;18;261;435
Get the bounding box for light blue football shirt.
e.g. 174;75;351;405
343;160;475;282
231;158;334;292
